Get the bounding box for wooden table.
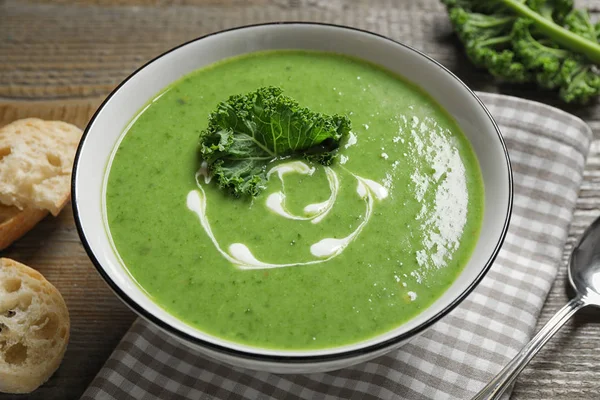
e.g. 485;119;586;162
1;0;599;398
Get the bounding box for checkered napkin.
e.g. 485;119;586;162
81;93;592;400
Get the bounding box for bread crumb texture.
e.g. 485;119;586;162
0;118;82;216
0;258;70;393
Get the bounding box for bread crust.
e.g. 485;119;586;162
0;258;70;394
0;205;49;251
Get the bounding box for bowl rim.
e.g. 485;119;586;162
72;21;513;363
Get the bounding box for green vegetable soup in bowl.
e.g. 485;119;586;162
73;23;512;373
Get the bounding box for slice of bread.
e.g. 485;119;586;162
0;205;48;251
0;258;70;394
0;118;82;250
0;118;82;216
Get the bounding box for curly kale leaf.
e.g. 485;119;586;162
199;87;351;197
443;0;600;103
564;9;598;41
448;7;530;82
511;18;569;89
559;58;600;103
511;16;600;101
527;0;573;23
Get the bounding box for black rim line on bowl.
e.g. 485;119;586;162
71;22;513;364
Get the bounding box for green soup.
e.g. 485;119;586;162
105;50;484;350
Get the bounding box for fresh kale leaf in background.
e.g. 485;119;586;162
199;86;351;197
442;0;600;104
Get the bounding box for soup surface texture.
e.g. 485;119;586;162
106;50;484;350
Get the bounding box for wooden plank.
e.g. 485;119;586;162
0;0;600;399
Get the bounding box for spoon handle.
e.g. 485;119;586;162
472;296;587;400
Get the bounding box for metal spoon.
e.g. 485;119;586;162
473;215;600;400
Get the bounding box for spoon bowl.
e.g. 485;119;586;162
570;216;600;302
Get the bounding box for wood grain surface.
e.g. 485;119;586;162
1;0;599;398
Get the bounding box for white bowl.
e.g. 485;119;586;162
72;23;512;373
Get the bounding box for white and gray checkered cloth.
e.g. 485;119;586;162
81;93;592;400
